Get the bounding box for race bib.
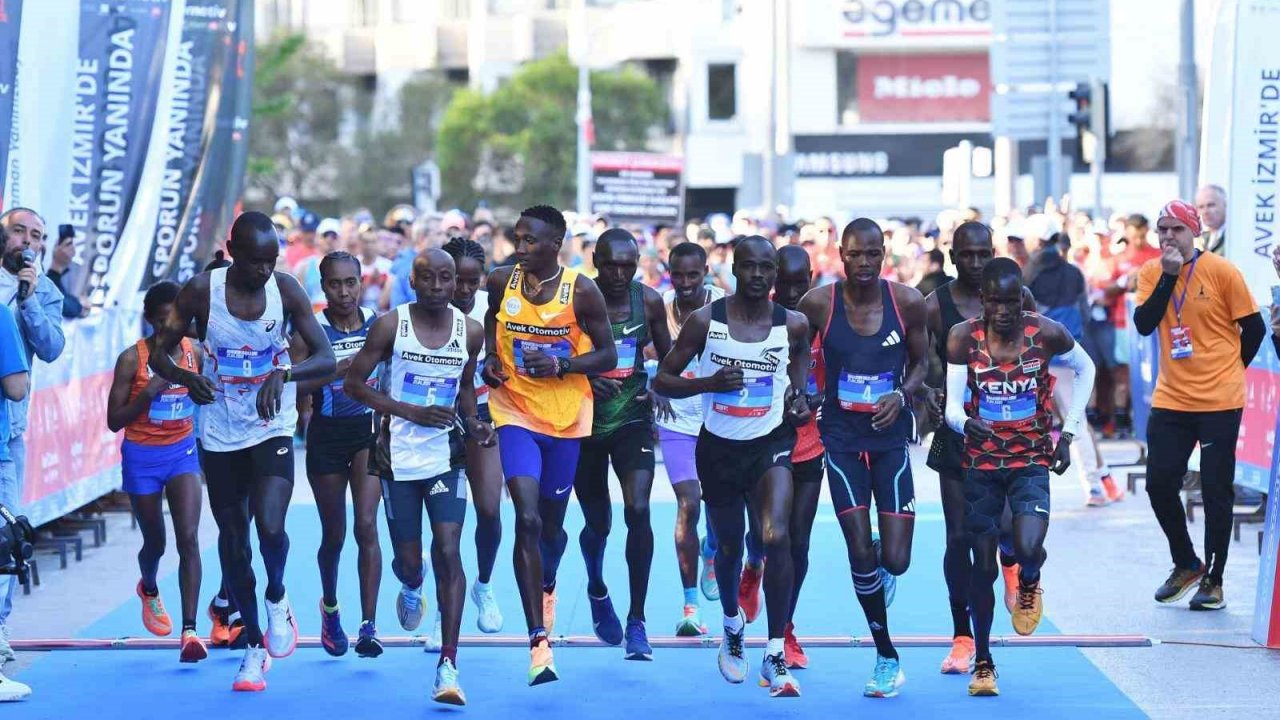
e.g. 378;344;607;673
978;389;1036;428
838;371;895;412
215;346;274;384
148;387;193;426
513;338;571;375
681;358;698;380
474;357;489;398
1169;326;1193;360
401;373;458;408
712;376;774;418
601;337;637;379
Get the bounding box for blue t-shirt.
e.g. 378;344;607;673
0;305;30;462
390;248;416;308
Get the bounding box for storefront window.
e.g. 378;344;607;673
837;51;859;126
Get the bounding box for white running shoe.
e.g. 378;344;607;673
232;647;270;692
471;581;503;633
0;625;14;662
423;611;443;653
398;583;425;631
263;593;298;658
432;657;466;705
0;671;30;701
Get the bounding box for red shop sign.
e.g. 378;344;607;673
856;52;990;123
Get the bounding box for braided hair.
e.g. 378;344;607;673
319;250;361;280
442;236;486;269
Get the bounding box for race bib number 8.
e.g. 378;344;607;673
601;337;637;379
216;346;274;384
401;373;458;408
838;371;895;413
978;390;1036;428
712;376;773;418
513;339;571;375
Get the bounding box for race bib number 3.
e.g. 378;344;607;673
978;390;1036;428
513;339;571;375
712;376;774;418
149;388;194;425
601;337;638;379
401;373;458;408
838;371;895;413
216;346;274;384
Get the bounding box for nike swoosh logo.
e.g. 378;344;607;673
1201;442;1214;449
186;448;194;456
554;486;571;496
1034;505;1048;514
623;323;644;335
772;451;789;463
641;447;653;453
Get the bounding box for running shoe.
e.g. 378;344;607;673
1189;577;1226;611
1155;565;1205;604
264;593;299;658
1086;487;1110;507
873;537;897;609
968;659;999;696
940;636;975;674
432;657;467;705
228;616;247;649
0;626;15;662
758;652;800;697
180;629;208;664
137;581;173;637
207;598;231;647
863;654;905;698
232;647;271;692
470;581;503;633
1011;580;1043;636
319;603;348;657
589;594;624;646
543;587;558;636
624;619;652;661
1001;562;1020;613
783;622;808;669
675;604;707;637
528;638;559;686
355;621;384;658
700;554;720;602
1101;474;1125;503
738;562;764;624
0;671;31;702
423;612;443;653
397;582;425;631
718;624;748;683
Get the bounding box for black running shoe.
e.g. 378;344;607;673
1189;578;1226;611
228;618;249;650
1154;565;1204;604
355;621;384;657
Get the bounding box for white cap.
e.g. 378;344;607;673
274;196;298;214
317;218;341;237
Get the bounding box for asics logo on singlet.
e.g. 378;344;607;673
505;322;570;337
263;320;277;333
276;447;289;456
710;352;777;373
881;330;901;347
400;350;465;366
429;480;449;496
978;378;1037;394
623;323;644;335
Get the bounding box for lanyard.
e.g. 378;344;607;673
1171;251;1201;326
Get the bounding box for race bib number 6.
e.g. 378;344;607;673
978;390;1036;428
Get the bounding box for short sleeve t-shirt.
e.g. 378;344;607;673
0;305;30;461
1136;251;1258;412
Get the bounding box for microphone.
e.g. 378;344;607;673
16;249;35;299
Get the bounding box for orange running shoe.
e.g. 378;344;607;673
783;622;808;669
1012;580;1044;636
207;600;231;647
180;629;208;663
1101;475;1125;503
940;635;975;674
542;588;558;636
1001;563;1020;614
738;561;764;624
137;581;173;636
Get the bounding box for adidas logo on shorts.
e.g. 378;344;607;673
429;480;449;496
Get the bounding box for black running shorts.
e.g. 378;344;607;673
695;423;796;508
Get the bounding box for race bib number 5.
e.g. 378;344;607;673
838;371;895;413
513;338;571;375
401;373;458;408
712;376;773;418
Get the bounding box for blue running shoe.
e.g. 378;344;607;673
624;619;652;661
355;621;383;658
319;603;348;657
863;654;905;698
718;624;748;683
589;594;624;646
700;537;720;602
873;535;897;609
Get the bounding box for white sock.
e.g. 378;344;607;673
723;611;744;633
474;580;490;592
766;637;784;657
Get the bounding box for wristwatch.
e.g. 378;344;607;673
554;356;571;379
1060;431;1075;443
275;363;293;383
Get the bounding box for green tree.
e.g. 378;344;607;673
436;52;666;211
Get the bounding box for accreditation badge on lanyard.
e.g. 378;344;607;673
1169;252;1200;360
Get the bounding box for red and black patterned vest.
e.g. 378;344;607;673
960;313;1055;470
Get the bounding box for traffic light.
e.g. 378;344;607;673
1068;79;1109;166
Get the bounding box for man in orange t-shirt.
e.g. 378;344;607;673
1133;200;1265;612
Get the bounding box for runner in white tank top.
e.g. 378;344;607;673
148;212;336;692
653;237;811;698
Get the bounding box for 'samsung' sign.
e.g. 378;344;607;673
841;0;991;38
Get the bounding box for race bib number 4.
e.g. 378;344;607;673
601;337;637;379
838;371;895;413
215;346;274;384
978;390;1036;428
712;376;774;418
401;373;458;408
513;339;571;375
149;388;194;426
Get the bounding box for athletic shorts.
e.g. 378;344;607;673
657;427;698;485
199;436;295;510
576;421;655;501
792;454;825;485
926;424;966;476
121;436;201;495
964;465;1050;536
306;414;375;476
382;467;468;542
695;423;795;508
826;446;915;516
497;425;581;501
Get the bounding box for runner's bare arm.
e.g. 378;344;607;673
896;284;929;400
784;309;813;424
653;306;721;398
644;285;673;361
344;311;406;420
276;273;336;382
150;273;215;404
107;346;161;432
459;316;494;446
568;275;619;376
797;284;831;341
481;268;512;387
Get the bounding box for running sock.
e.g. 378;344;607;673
853;569;897;660
228;610;242;624
440;645;457;667
683;587;698;606
474;580;491;594
949;598;972;638
322;601;339;614
542;581;556;594
765;637;784;657
182;621;196;633
140;582;159;597
529;627;547;648
723;611;744;634
1019;567;1041;585
212;595;230;609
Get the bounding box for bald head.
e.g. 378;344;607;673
414;247;456;276
594;228;638;262
774;244;812;310
777;244;811;275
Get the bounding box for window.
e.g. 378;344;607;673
836;51;859;125
707;63;736;121
352;0;377;26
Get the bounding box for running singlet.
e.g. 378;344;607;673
467;289;489;407
594;282;651;436
699;299;791;441
312;307;377;418
960;313;1055;470
819;280;913;452
200;268;297;452
656;285;724;437
126;338;198;445
792;333;824;463
387;304;468;480
488;266;594;438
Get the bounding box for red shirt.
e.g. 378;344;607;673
1107;244;1161;327
793;334;825;463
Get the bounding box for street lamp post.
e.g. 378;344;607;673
574;0;593;216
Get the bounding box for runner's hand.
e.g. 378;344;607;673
522;348;558;379
482;354;508;388
466;417;496;447
335;357;354;378
142;374;171;400
649;391;675;424
923;386;944;425
706;366;744;393
256;370;285;421
871;391;904;432
182;370;216;405
590;376;623;400
963;418;994;442
403;403;456;429
1050;435;1073;475
1160;244;1184;275
785;387;812;426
